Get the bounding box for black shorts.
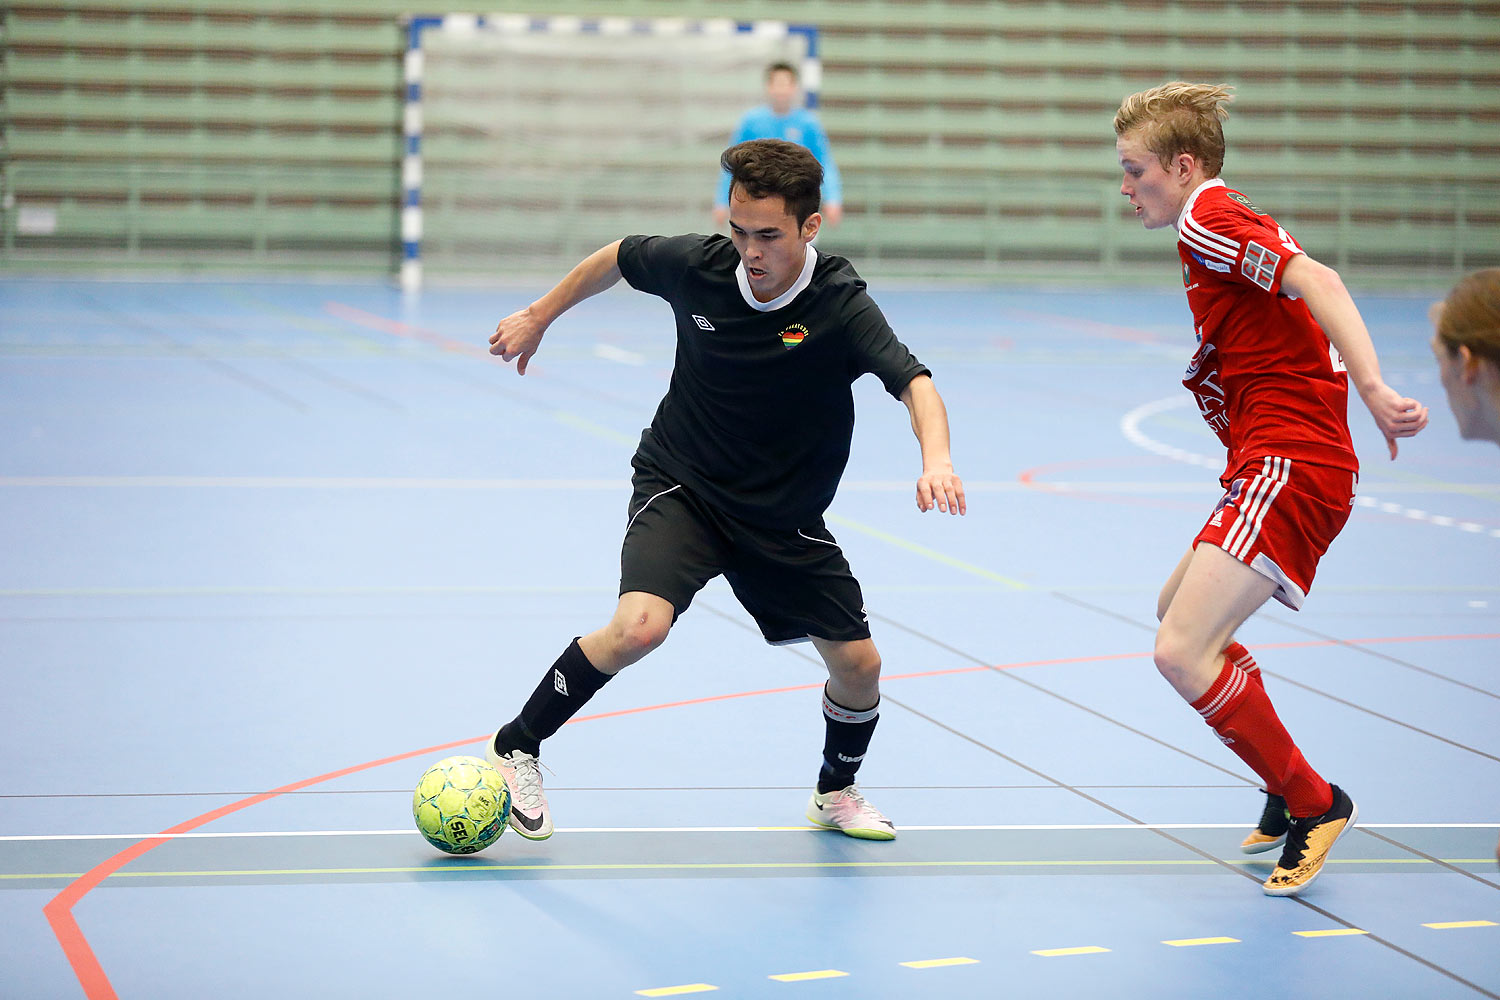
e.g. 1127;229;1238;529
620;463;871;645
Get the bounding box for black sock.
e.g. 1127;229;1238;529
494;638;612;757
816;685;879;794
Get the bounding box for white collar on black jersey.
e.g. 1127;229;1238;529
1176;177;1226;231
736;245;818;312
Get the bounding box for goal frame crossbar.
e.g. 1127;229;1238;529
399;13;820;290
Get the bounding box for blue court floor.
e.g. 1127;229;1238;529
1;275;1496;999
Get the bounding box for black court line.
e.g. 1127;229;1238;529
158;292;411;412
0;783;1258;801
1358;827;1500;891
867;609;1258;785
150;291;413;412
80;292;312;413
0;612;547;625
1053;592;1500;763
5;828;1493;893
1263;611;1500;702
1262;672;1500;765
809;604;1498;999
402;341;651;418
1035;593;1500;887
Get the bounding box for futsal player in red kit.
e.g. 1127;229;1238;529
1114;82;1428;895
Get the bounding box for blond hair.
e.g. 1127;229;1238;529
1434;268;1500;367
1114;82;1235;177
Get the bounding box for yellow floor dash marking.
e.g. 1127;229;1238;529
1294;929;1369;938
1032;946;1110;957
1162;937;1240;947
635;985;718;997
769;970;848;982
1423;920;1497;930
901;957;980;968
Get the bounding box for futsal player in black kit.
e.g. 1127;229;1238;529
486;139;966;841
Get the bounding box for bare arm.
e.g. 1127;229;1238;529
899;374;966;515
488;240;624;375
1280;253;1428;458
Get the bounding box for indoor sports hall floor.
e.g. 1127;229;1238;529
1;275;1496;999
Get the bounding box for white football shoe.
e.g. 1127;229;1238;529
806;783;896;841
486;734;553;841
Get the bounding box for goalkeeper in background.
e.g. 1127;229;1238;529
713;62;843;229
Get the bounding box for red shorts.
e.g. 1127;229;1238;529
1194;456;1357;610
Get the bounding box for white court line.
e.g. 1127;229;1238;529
3;475;1496;496
3;823;1494;842
1121;396;1500;539
592;343;645;366
3;476;1495;494
0;476;622;490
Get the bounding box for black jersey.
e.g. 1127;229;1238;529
617;233;929;530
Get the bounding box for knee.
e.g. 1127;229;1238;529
830;647;882;693
1154;625;1225;700
1152;629;1190;685
612;614;670;660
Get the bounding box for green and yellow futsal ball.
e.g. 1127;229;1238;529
412;755;510;855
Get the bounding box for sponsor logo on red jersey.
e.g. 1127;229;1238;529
1183;340;1229;433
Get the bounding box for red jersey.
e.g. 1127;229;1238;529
1176;180;1357;481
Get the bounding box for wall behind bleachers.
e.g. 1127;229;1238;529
4;0;1497;282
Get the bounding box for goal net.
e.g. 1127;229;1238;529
403;15;817;288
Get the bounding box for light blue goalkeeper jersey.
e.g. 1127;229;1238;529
715;105;843;207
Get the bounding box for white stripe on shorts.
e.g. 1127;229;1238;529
625;483;682;534
796;528;840;549
1226;456;1291;559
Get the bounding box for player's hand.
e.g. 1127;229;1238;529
821;202;844;227
917;468;966;515
1362;382;1428;459
489;305;547;375
712;206;729;230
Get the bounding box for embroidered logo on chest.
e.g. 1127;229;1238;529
780;323;809;349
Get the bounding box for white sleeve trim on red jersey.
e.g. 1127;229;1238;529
1176;179;1242;266
1181;213;1240;266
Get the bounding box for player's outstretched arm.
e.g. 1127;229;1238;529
489;240;624;375
1281;254;1429;458
900;375;966;515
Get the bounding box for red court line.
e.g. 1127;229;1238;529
43;631;1499;999
1018;457;1205;511
323;301;491;358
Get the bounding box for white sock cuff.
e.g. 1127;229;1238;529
823;688;879;724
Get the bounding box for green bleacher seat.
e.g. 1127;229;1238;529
3;0;1496;278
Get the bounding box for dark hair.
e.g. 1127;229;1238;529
720;139;823;227
765;61;799;82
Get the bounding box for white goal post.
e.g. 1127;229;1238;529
400;14;819;289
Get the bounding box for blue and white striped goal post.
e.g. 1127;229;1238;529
399;14;819;291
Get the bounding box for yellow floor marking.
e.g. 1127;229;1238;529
635;985;718;997
1162;937;1240;947
1423;920;1497;930
769;970;848;982
900;957;980;968
1294;929;1369;938
1031;946;1110;957
824;513;1030;590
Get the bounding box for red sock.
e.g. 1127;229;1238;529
1224;641;1262;691
1191;660;1332;817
